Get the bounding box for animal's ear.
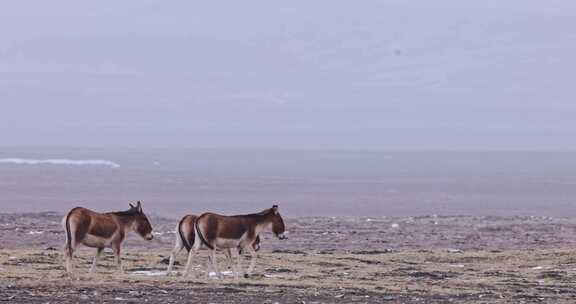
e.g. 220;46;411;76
136;201;143;213
272;204;279;214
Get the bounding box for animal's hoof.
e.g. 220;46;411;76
244;273;249;278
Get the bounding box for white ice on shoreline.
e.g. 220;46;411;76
0;158;120;168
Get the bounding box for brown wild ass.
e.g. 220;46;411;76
167;214;261;274
185;205;286;279
62;201;154;273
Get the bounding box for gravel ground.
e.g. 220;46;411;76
2;213;576;303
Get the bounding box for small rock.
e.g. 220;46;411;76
159;257;180;265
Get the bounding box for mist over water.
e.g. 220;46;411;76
1;147;575;218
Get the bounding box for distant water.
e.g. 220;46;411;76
1;147;575;218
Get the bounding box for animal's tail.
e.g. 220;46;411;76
64;207;79;256
178;216;191;252
194;215;214;250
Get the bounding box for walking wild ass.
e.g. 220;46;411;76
185;205;286;278
166;214;261;274
62;201;154;273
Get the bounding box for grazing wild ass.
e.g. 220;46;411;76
167;214;261;274
185;205;286;278
62;201;154;273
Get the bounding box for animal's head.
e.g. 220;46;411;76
129;201;154;241
270;204;287;240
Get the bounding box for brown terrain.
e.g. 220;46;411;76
2;213;576;303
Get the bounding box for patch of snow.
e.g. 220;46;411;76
131;270;168;276
531;266;550;270
208;270;234;277
447;248;463;253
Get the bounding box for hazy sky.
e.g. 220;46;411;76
1;1;575;150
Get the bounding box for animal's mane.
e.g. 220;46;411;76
232;208;273;218
110;208;139;217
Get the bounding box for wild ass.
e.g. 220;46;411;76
185;205;286;279
62;201;154;273
166;214;261;274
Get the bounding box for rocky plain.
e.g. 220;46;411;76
2;212;576;303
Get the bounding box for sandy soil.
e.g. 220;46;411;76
2;213;576;303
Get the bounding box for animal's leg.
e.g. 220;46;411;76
245;247;258;278
62;219;77;274
237;249;244;278
89;248;103;274
206;255;214;278
112;243;123;273
63;242;74;273
211;249;223;279
167;239;184;274
63;235;81;274
68;218;88;274
233;249;242;279
224;248;234;270
184;248;197;276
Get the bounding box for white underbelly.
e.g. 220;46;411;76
214;238;240;249
82;234;113;248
